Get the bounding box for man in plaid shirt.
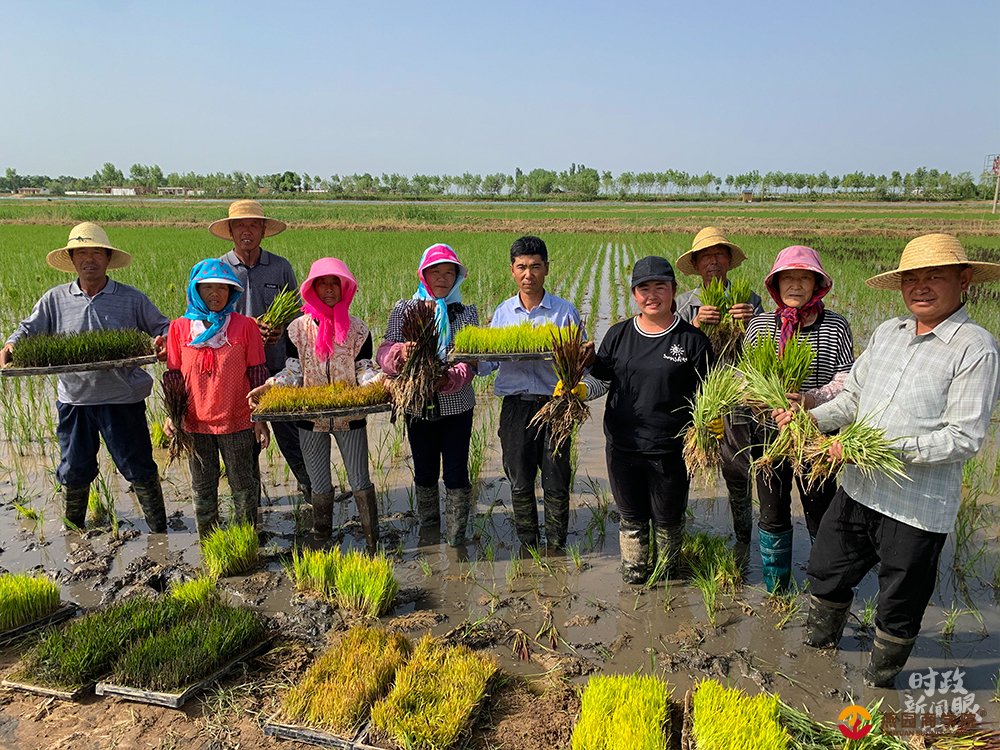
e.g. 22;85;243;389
775;233;1000;688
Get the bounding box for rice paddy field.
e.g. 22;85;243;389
0;198;999;749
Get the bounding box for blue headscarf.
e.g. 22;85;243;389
183;259;244;346
411;244;467;360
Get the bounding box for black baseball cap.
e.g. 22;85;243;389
630;256;676;288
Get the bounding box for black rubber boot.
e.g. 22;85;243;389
63;484;90;530
192;489;220;537
311;490;336;539
804;595;852;648
511;492;540;548
652;523;684;580
232;487;259;529
354;486;380;552
619;519;650;584
415;485;440;528
864;629;916;688
133;478;167;533
444;487;472;547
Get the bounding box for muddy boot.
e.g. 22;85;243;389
728;489;753;545
758;528;792;593
653;523;685;580
133;478;167;533
619;519;650;585
415;484;440;529
543;494;569;552
232;487;259;529
864;629;916;688
444;487;473;547
804;595;852;648
298;482;312;506
311;490;336;539
192;490;220;538
63;484;90;530
732;540;751;575
354;486;380;552
511;492;539;548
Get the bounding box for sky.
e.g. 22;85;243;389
3;0;997;179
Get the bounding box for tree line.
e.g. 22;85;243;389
2;162;993;201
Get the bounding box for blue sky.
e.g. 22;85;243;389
3;1;996;178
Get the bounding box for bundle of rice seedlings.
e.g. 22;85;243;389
258;287;302;329
286;546;341;599
682;532;741;593
107;603;266;692
529;323;589;453
740;366;820;477
370;635;498;750
802;418;909;490
738;335;814;396
254;380;390;415
161;372;191;464
571;673;671;750
682;366;745;482
201;523;260;578
691;680;789;750
697;278;730;359
14;597;183;690
700;277;754;362
776;698;907;749
335;549;398;618
451;322;561;354
281;626;411;735
387;302;446;418
10;329;153;368
0;573;61;632
168;575;218;609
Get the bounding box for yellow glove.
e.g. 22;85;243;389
707;417;725;440
554;380;587;399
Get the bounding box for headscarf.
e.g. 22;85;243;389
300;258;358;361
183;259;244;348
411;244;467;360
763;245;833;355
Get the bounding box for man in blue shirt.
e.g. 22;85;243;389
484;236;585;550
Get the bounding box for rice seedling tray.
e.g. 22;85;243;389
252;403;392;423
1;676;90;701
448;351;554;363
94;634;275;708
263;717;383;749
0;602;78;648
1;354;158;377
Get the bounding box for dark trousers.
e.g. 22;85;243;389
271;419;310;488
56;401;158;487
407;409;473;490
808;488;947;639
606;444;689;528
757;460;836;537
719;412;759;499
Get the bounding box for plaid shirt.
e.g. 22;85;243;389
810;306;1000;533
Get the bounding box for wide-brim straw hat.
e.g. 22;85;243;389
675;226;747;276
865;233;1000;290
46;222;132;273
208;200;287;240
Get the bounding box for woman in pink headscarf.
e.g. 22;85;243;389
249;258;381;550
742;245;855;593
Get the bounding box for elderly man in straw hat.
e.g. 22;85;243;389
0;223;170;532
675;227;764;552
212;200;312;507
775;233;1000;688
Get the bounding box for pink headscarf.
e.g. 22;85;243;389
300;258;358;361
764;246;833;355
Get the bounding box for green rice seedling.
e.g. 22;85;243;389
691;569;721;627
992;671;1000;704
370;635;498;750
683;366;745;482
255;380;390;415
858;595;877;631
766;580;803;630
201;523;260;578
536;606;559;649
417;556;433;577
10;328;153;368
334;549;398;617
738;335;814;395
571;673;671;750
107;602;266;692
0;573;61;631
777;698;905;749
567;543;584;571
168;575;218;609
282;626;411;734
682;532;741;593
506;557;522;588
802;416;909;490
939;603;973;641
529;323;588;454
287;546;341;599
12;501;39;521
14;597;183;690
258;287;302;329
451;322;563;354
387;302;446;418
691;680;789;750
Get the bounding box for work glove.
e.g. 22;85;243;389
554;380;587;399
707;417;725;440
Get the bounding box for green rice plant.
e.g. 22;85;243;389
282;626;411;734
286;546;341;599
939;603;973;641
107;602;266;692
740;365;820;477
334;549;398;617
683;366;745;482
14;597;183;690
682;532;741;593
0;573;61;631
370;635;498;750
168;575;218;609
738;335;814;395
10;328;153;368
258;287;302;329
12;501;39;521
571;673;671;750
417;556;433;577
777;698;905;749
201;522;260;578
691;680;789;750
802;416;909;490
567;543;584;571
255;380;390;415
529;323;588;453
451;322;563;354
858;595;877;631
691;569;721;627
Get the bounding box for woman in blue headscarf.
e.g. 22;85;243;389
163;258;270;536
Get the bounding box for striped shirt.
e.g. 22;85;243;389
810;307;1000;534
744;309;855;391
6;279;169;405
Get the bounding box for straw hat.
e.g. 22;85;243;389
865;233;1000;290
208;200;287;240
675;226;747;276
46;222;132;273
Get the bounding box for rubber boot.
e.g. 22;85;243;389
192;489;220;538
63;484;90;530
864;629;916;688
653;523;684;581
619;519;650;584
415;485;440;528
232;487;259;529
758;528;793;593
511;492;539;548
311;490;336;539
444;486;472;547
804;595;852;648
133;478;168;533
543;494;569;552
728;489;753;545
353;486;380;552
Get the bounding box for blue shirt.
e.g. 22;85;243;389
484;291;584;397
